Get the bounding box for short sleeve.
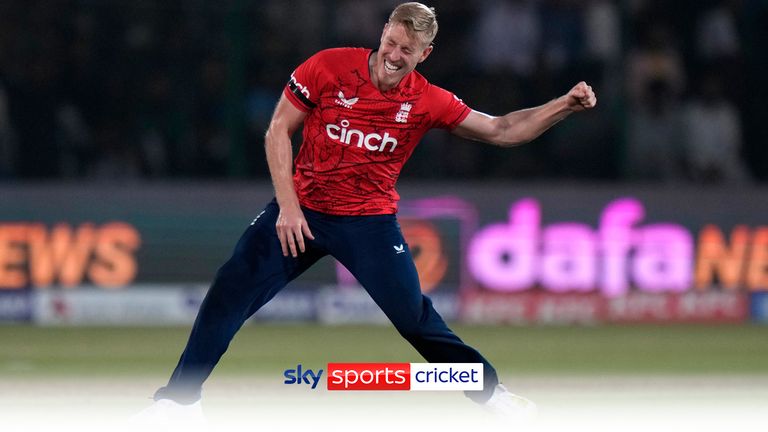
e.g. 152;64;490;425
283;51;324;112
428;85;471;130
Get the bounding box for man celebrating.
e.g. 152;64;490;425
137;1;596;422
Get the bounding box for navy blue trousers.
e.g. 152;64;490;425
155;199;498;403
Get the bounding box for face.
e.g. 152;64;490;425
373;22;433;90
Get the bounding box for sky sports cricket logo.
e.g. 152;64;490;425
284;363;483;391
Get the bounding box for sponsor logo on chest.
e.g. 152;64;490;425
325;119;398;153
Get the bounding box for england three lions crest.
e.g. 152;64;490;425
395;102;412;123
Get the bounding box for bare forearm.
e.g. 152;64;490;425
265;129;300;209
454;82;596;147
494;95;572;147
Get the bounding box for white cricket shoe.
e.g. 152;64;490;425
483;384;537;419
129;398;207;426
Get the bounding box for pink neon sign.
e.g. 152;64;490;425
468;198;694;297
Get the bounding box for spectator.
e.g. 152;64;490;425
625;78;685;181
582;0;621;104
626;23;686;108
583;0;620;68
0;84;17;177
681;73;750;184
541;0;584;77
469;0;541;77
696;1;741;63
55;103;93;178
0;0;761;183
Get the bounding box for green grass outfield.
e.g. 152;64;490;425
1;324;767;378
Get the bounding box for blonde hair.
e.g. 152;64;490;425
388;2;438;46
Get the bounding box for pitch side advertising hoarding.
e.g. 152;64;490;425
1;183;765;324
0;290;31;322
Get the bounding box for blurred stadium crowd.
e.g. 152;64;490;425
0;0;766;182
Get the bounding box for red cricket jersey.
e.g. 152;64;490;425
283;47;471;215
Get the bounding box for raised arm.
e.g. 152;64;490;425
264;94;314;257
452;81;597;147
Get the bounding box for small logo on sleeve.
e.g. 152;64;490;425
393;244;405;254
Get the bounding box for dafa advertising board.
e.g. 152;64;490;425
1;183;765;324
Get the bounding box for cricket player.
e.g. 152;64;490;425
135;1;596;422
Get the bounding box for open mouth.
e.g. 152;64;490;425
384;60;402;74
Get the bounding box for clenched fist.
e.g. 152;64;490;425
565;81;597;112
